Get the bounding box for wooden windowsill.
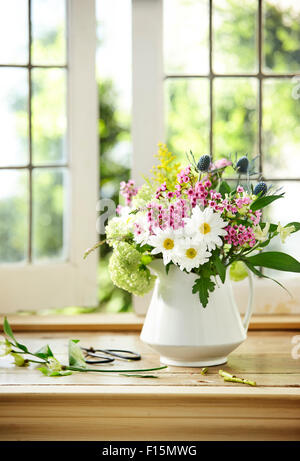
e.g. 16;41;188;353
0;328;300;440
1;313;300;332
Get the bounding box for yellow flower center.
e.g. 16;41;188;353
186;248;197;259
199;222;211;234
163;238;174;250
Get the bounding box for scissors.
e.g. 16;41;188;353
81;346;141;364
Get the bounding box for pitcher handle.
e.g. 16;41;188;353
242;266;254;332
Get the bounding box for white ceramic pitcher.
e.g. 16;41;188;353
140;259;254;367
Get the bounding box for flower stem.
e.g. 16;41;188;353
11;349;48;364
66;365;168;374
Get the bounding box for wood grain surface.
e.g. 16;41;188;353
0;329;300;441
1;313;300;332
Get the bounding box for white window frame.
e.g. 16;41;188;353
131;0;300;316
0;0;99;312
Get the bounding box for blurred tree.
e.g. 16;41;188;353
264;2;300;72
167;0;300;173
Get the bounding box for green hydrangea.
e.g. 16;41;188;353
229;261;248;281
131;183;154;208
109;242;156;296
105;217;132;247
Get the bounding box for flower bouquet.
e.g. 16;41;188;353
88;144;300;366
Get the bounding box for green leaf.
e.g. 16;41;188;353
165;261;172;275
136;243;153;253
234;218;253;227
3;317;16;342
213;256;226;283
218;181;231;197
68;339;87;368
246;251;300;273
38;367;72;377
244;261;291;297
260;222;277;232
3;317;28;353
260;221;300;234
34;345;54;360
286;222;300;234
250;194;284;212
38;367;50;376
192;277;215;308
14;342;29;353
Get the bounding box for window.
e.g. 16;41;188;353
0;0;98;312
1;1;298;316
164;0;300;271
132;0;300;314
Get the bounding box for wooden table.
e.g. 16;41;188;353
0;318;300;441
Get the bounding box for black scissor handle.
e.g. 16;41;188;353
81;347;114;364
102;349;141;361
81;347;141;362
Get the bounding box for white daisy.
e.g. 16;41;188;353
176;238;211;272
148;227;182;265
184;206;228;251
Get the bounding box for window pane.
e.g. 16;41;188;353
97;0;132;197
0;170;28;263
0;68;29;167
262;79;300;178
164;0;209;75
213;78;258;159
264;0;300;73
165;78;209;162
32;168;68;262
31;0;66;65
96;0;132;312
264;181;300;278
0;0;28;64
32;68;67;165
213;0;257;74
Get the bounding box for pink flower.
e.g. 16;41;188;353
120;179;138;206
116;205;123;215
224;224;256;248
212;158;232;169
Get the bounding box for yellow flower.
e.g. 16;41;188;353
150;143;181;190
277;222;295;243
